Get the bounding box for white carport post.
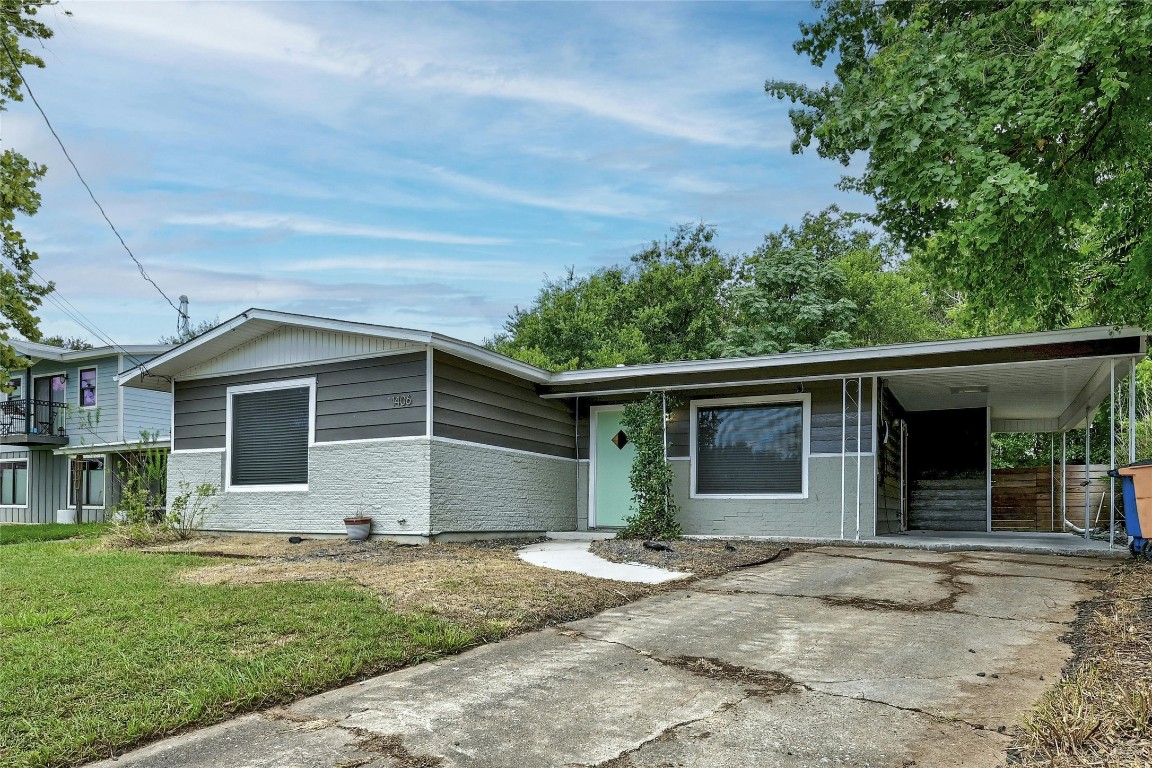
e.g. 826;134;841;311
1049;434;1055;531
1132;360;1139;464
1061;431;1068;530
1084;409;1091;541
1110;361;1116;549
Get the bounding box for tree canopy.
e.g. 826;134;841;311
768;0;1152;331
488;223;735;370
1;1;56;380
491;213;955;370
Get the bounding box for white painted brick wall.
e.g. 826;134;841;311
575;455;877;537
430;440;578;533
167;439;431;535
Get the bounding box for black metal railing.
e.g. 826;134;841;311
0;399;68;439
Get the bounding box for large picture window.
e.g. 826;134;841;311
0;460;28;505
227;379;314;490
692;395;809;497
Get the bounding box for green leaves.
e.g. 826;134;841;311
1;2;60;378
772;0;1152;330
618;393;682;541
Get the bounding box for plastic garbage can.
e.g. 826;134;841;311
1109;460;1152;560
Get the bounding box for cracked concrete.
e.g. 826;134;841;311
86;547;1110;768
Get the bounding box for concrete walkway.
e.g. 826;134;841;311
517;540;689;584
88;546;1109;768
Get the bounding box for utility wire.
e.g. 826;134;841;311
0;32;187;325
28;266;151;370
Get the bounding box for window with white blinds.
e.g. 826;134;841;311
692;396;808;497
227;380;313;489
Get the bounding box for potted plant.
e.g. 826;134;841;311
343;515;372;541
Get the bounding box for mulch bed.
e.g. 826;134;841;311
589;537;793;578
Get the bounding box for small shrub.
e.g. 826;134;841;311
166;481;219;540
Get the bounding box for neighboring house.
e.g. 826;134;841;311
1;341;173;524
117;309;1147;541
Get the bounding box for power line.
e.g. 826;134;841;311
28;266;151;370
0;32;187;325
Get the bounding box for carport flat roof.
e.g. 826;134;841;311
540;326;1146;434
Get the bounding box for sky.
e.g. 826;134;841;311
3;1;867;347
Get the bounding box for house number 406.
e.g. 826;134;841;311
392;394;413;407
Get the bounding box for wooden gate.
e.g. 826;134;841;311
991;464;1118;532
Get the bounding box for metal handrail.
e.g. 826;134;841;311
0;398;68;437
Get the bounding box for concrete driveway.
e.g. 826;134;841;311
91;546;1112;768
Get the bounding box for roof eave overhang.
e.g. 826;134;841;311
116;308;551;390
539;330;1147;399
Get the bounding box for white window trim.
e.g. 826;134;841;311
690;393;811;500
225;377;316;493
0;458;29;508
78;365;98;409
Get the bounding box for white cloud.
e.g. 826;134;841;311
166;212;512;246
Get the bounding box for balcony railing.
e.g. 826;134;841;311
0;399;69;445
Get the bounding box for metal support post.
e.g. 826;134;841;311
1084;412;1091;541
1110;361;1116;549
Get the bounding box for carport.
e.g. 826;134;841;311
873;331;1147;546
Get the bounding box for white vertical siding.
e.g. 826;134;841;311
179;327;423;379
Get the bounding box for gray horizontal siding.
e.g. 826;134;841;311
432;352;575;458
121;386;172;443
172;353;427;450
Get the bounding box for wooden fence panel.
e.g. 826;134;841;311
991;464;1119;532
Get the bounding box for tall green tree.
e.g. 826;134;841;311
768;0;1152;331
718;207;954;357
489;223;734;370
1;1;56;380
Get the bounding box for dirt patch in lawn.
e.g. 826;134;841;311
167;536;660;636
1010;561;1152;767
590;537;793;578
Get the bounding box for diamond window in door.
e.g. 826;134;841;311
611;430;629;449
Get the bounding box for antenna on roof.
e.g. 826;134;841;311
177;295;190;340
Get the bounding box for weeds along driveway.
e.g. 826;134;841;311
88;546;1112;768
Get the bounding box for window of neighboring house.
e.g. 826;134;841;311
68;456;105;507
692;395;810;497
0;460;28;505
79;368;97;408
227;379;314;490
5;378;21;401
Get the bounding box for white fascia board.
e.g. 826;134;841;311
428;335;551;383
546;325;1147;387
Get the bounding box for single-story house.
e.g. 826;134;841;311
2;340;173;523
117;309;1147;541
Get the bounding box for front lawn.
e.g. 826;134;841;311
0;523;109;545
0;535;663;768
0;541;477;768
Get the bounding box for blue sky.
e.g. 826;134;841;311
5;1;866;346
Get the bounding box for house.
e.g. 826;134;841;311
1;341;173;523
117;309;1147;541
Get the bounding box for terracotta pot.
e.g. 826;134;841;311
343;516;372;542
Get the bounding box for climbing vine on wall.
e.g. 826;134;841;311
618;392;682;540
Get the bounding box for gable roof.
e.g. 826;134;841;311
115;308;551;391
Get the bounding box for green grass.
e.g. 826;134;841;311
0;523;110;545
0;541;477;768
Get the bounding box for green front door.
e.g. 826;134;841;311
593;408;635;527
